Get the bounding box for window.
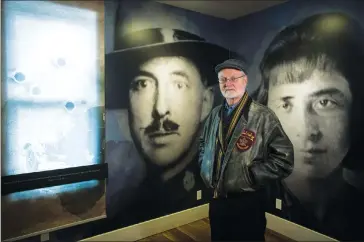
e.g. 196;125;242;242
2;1;105;240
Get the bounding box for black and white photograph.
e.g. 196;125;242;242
229;0;364;240
99;0;235;233
253;12;364;240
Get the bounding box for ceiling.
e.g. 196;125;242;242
157;0;287;20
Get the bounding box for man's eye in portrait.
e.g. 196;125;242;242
274;98;293;113
172;79;189;90
131;77;154;91
279;101;292;112
311;93;348;115
313;98;338;110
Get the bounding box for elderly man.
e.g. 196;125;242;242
199;59;294;241
102;24;237;230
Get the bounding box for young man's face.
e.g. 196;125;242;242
267;67;352;180
128;56;211;166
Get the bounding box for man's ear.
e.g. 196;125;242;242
244;75;248;85
200;86;214;122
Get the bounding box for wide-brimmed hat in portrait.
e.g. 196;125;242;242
105;3;241;109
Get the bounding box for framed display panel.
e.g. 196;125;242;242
1;1;106;241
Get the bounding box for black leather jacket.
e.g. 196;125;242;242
199;97;294;194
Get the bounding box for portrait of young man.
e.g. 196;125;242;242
253;12;364;241
199;58;294;241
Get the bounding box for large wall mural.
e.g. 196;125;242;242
3;1;364;241
230;0;364;240
101;0;234;233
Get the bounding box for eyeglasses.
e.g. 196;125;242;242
218;75;245;84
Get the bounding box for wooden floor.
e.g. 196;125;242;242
139;218;295;241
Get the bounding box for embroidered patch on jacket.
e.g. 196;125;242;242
236;129;256;152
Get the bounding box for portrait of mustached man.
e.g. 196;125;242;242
98;0;236;231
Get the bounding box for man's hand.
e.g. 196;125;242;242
247;122;294;188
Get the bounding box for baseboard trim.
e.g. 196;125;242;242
81;204;338;242
265;213;337;242
81;205;209;241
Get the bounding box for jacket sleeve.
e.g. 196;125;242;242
246;121;294;188
198;115;210;168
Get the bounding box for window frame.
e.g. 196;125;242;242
1;0;106;196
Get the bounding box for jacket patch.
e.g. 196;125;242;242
236;129;256;152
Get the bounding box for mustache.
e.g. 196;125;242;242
143;118;180;135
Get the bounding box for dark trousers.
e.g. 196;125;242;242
209;191;267;242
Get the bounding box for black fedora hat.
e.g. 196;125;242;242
105;27;240;109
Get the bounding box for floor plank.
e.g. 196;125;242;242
139;233;172;241
163;228;195;241
177;220;211;241
140;218;294;242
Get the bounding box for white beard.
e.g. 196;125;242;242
221;90;244;99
